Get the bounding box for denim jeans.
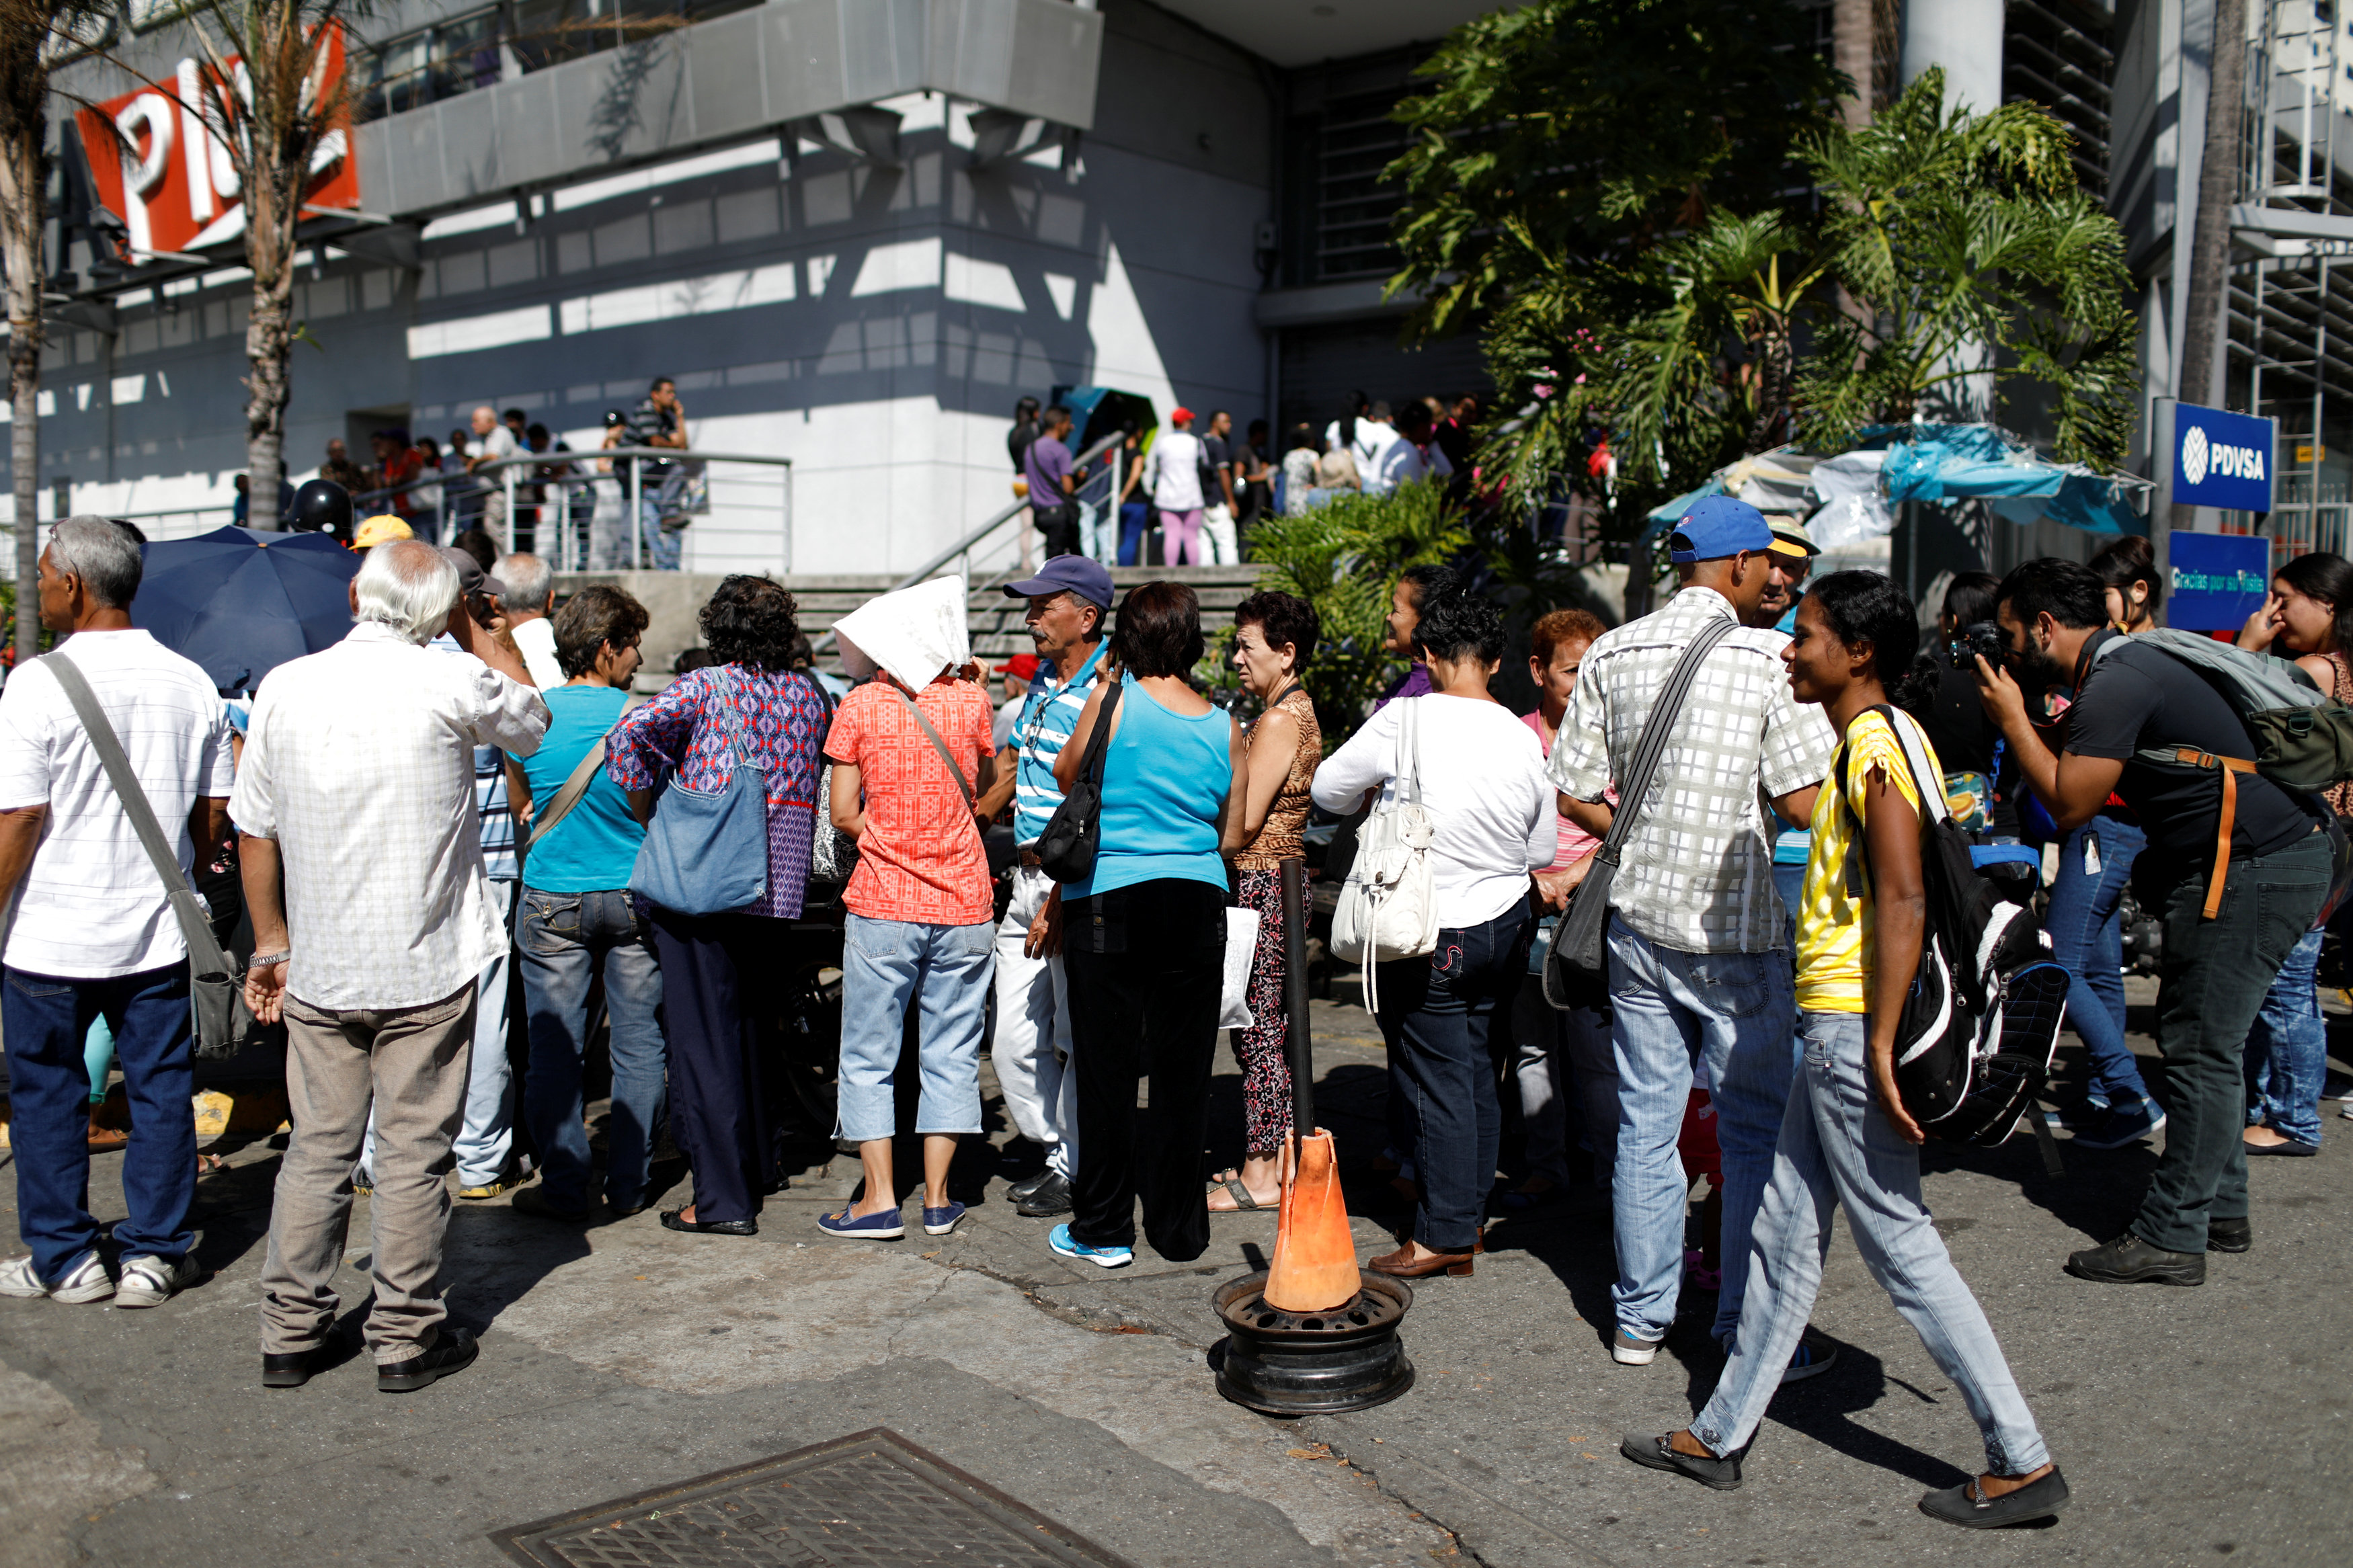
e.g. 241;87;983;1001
2244;927;2327;1147
635;471;684;569
1374;903;1531;1251
2043;815;2152;1106
836;913;993;1143
1;964;196;1281
1691;1012;2050;1476
1607;915;1797;1345
519;887;669;1209
2137;831;2331;1253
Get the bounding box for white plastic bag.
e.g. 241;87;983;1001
1219;905;1261;1030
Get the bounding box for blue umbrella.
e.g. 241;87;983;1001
131;526;360;694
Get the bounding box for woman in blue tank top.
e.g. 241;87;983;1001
1047;581;1243;1267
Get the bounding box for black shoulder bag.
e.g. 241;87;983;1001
1034;683;1123;882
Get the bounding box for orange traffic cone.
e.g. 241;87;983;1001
1263;1127;1361;1313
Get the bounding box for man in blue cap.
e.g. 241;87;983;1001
1548;495;1840;1377
970;554;1115;1217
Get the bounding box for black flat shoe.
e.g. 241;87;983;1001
377;1328;479;1393
2065;1232;2203;1286
2244;1137;2317;1157
1017;1171;1074;1217
1006;1168;1053;1202
1919;1467;2071;1528
1619;1432;1742;1491
660;1208;758;1236
262;1346;321;1389
2208;1216;2252;1253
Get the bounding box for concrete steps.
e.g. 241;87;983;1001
556;563;1269;684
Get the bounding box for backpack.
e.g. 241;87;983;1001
1835;706;2072;1156
2087;630;2353;921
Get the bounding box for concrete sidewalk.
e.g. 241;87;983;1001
1;989;2348;1567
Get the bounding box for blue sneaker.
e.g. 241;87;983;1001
816;1204;905;1240
923;1200;966;1236
2069;1096;2166;1151
1048;1223;1131;1269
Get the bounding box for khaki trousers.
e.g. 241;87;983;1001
260;982;475;1363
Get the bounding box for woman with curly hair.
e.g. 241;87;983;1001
605;575;830;1236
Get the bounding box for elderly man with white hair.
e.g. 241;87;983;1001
235;538;547;1394
497;552;565;690
464;405;520;549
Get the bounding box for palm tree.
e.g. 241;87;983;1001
1;0;109;664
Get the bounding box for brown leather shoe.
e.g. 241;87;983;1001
1366;1243;1474;1278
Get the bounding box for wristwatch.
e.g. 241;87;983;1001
247;951;290;970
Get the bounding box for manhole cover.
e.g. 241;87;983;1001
491;1428;1133;1567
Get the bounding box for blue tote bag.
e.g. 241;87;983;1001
630;673;770;915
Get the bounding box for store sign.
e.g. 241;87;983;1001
2167;532;2272;631
2172;403;2275;512
73;24;356;261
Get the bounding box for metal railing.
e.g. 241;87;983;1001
352;446;793;573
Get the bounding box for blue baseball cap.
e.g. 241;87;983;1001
1669;495;1775;563
1002;553;1114;609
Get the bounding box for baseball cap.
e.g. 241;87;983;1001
1170;407;1194;425
1001;553;1114;609
1668;495;1775;564
602;409;627;427
995;653;1042;680
352;513;412;548
1767;516;1820;559
438;546;508;600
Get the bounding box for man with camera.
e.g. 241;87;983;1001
1975;559;2328;1286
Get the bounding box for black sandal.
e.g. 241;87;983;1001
660;1208;757;1237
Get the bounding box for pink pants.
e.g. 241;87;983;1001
1159;508;1206;565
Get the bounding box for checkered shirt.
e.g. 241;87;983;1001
1548;587;1836;954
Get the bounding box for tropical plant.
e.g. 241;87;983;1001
1246;482;1470;743
1;0;109;663
1795;68;2139;467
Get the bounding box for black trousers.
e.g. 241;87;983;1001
1033;503;1080;559
1064;877;1227;1260
647;905;787;1225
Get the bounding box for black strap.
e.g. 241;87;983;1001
1590;616;1737;866
1078;681;1124;785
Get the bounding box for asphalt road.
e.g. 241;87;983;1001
0;981;2346;1568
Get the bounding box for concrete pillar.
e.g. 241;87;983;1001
1901;0;2005;116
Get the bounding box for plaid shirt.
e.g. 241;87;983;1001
1549;587;1836;954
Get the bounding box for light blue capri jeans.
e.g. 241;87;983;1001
1691;1010;2050;1477
836;913;994;1143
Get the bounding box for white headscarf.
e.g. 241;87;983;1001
833;575;971;692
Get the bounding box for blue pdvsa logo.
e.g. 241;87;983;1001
2173;404;2276;511
2182;426;2265;487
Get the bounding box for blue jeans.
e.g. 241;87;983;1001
2245;927;2327;1147
635;471;684;569
1693;1012;2050;1475
1118;501;1150;566
2;964;196;1281
519;887;669;1209
2042;815;2151;1106
1607;915;1797;1346
836;913;992;1143
1373;902;1531;1251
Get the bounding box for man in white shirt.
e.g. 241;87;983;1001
1368;403;1457;495
1144;408;1209;565
497;552;565;690
0;519;233;1311
465;405;521;551
236;539;547;1393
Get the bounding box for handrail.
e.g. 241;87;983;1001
348;446;790;511
807;429;1125;656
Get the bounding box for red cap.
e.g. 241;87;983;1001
995;653;1041;679
1170;407;1193;425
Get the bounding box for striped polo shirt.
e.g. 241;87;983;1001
1010;640;1107;843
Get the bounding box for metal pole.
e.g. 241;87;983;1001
1281;856;1316;1142
630;460;643;571
781;460;793;575
504;464;518;554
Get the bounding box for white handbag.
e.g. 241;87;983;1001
1329;696;1439;1013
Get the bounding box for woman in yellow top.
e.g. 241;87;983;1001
1622;571;2070;1531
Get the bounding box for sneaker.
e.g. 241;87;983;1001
376;1327;479;1393
2065;1231;2204;1287
922;1200;967;1236
1016;1171;1074;1218
2068;1097;2166;1151
456;1173;518;1200
1611;1327;1663;1366
115;1255;202;1309
351;1167;374;1197
0;1252;112;1304
1780;1335;1839;1384
816;1204;906;1241
1048;1223;1131;1269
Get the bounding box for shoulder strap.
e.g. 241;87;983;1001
40;652;231;968
1594;616;1737;864
888;683;977;808
524;738;608;848
1392;695;1424;806
1079;680;1124;785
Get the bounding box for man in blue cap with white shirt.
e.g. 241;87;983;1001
1548;496;1840;1375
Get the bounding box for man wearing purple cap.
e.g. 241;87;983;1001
1548;496;1838;1376
970;555;1113;1216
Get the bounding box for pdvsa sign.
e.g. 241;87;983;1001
73;24;358;261
2173;403;2276;513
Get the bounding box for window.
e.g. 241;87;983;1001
352;0;762;123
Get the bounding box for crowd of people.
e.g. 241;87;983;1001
3;486;2346;1528
1006;389;1480;569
